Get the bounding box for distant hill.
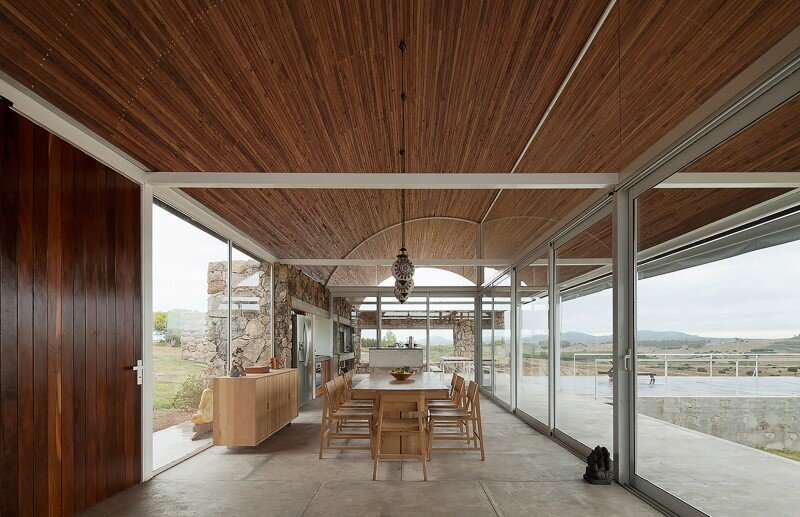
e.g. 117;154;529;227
428;335;453;346
521;330;739;346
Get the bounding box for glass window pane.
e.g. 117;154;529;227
492;277;512;405
230;247;272;368
555;214;613;454
635;185;800;514
517;253;549;423
152;203;229;470
481;291;493;390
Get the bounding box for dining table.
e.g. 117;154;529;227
351;372;449;454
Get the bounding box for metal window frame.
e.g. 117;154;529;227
512;243;552;431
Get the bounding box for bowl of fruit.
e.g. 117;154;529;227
389;367;415;382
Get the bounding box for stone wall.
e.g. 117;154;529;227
273;264;344;368
453;319;474;359
639;396;800;452
178;260;272;376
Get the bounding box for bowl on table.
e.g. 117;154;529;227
389;368;415;381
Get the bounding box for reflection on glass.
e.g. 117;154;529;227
635;186;800;514
492;280;512;404
517;256;549;423
555;214;614;454
481;292;493;390
230;247;272;368
152;204;230;470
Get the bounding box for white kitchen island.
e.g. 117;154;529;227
367;347;424;369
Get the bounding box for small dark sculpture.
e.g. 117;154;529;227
229;346;247;377
584;446;613;485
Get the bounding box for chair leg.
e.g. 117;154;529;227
419;427;429;481
319;415;328;459
476;416;485;461
372;426;382;481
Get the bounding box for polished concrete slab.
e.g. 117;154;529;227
80;393;661;517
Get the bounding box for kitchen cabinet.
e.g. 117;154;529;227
212;369;299;446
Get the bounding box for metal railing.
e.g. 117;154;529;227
566;352;800;399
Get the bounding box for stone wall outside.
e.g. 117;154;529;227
639;396;800;452
178;260;272;376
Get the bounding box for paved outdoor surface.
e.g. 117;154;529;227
153;421;211;472
80;393;658;517
516;382;800;516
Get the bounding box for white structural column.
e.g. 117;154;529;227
140;185;154;481
547;244;558;432
611;189;634;484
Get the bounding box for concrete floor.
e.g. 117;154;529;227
80;395;659;517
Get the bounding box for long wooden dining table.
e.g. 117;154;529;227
351;372;449;454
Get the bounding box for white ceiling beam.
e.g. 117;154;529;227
282;258;610;267
658;172;800;189
145;172;619;189
0;71;149;185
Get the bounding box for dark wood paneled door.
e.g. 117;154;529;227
0;99;142;516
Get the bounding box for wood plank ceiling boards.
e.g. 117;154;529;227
1;1;799;286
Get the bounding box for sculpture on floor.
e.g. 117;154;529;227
584;446;613;485
190;387;213;440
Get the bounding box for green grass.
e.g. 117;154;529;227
153;344;208;410
758;447;800;462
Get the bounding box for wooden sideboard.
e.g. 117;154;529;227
212;368;298;446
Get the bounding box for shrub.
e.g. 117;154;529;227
173;374;204;410
165;328;181;347
788;367;798;373
697;367;707;373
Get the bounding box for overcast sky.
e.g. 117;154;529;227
154;205;799;340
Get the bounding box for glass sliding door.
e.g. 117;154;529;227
516;251;549;424
152;203;229;471
554;212;614;454
480;290;493;391
427;296;476;379
633;182;800;514
492;276;512;405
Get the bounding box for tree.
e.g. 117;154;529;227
153;311;167;333
381;330;398;346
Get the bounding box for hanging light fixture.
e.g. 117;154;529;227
393;38;414;304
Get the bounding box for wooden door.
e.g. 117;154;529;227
0;101;142;516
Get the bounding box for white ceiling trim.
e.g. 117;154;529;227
658;172;800;189
145;172;619;189
480;0;618;223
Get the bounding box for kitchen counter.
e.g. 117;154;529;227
368;347;424;368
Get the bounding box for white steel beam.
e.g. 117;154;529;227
0;71;149;184
145;172;619;189
658;172;800;189
283;257;610;267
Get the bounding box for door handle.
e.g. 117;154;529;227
132;359;145;385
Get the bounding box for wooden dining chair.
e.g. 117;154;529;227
428;374;464;409
372;393;429;481
427;380;485;460
334;374;373;409
319;379;374;458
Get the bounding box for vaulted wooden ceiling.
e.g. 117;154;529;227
1;0;798;286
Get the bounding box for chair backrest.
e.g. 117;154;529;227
321;379;340;416
452;375;466;406
343;371;353;390
376;393;426;421
465;381;480;416
333;375;348;403
450;372;458;389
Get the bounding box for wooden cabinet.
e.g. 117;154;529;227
212;369;299;446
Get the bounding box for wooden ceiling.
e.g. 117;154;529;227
1;1;799;286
